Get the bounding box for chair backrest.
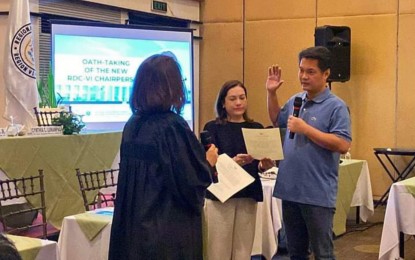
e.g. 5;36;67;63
33;106;72;126
0;170;47;239
76;168;118;211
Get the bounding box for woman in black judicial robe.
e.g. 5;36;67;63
108;54;217;260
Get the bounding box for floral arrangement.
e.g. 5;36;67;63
51;112;85;135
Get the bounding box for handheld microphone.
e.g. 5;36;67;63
200;130;219;183
289;97;303;139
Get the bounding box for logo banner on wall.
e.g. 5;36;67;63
2;0;38;129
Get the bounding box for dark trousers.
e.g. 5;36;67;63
282;200;335;260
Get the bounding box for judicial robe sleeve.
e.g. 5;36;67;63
160;123;212;214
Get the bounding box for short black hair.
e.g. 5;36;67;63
298;46;332;72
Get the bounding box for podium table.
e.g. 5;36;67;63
373;148;415;207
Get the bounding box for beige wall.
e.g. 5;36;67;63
200;0;415;197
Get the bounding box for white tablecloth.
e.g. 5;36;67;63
349;160;374;222
6;235;59;260
379;177;415;260
252;179;282;260
34;239;59;260
58;210;112;260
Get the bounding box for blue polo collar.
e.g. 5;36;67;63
302;87;331;104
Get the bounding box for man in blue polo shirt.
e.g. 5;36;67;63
265;46;351;260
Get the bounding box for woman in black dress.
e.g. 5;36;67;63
203;80;274;259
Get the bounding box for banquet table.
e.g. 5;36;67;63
379;177;415;260
334;159;374;235
0;132;121;228
252;178;282;260
57;159;373;260
58;205;282;260
6;234;59;260
59;206;284;260
58;208;113;260
252;159;374;259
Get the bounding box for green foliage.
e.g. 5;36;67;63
47;66;57;107
37;65;57;108
51;112;85;135
37;79;50;108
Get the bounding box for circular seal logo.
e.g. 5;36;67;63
11;23;36;79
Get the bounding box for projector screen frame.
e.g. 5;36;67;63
50;19;196;131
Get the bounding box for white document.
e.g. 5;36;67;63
207;154;255;203
242;128;284;160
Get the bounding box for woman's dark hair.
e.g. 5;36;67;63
298;46;332;72
215;80;252;124
0;234;22;260
129;54;186;115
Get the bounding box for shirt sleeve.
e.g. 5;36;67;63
277;101;290;128
330;104;352;142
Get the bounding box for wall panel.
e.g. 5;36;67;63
318;0;397;17
244;19;315;125
394;14;415;185
245;0;315;21
199;23;243;127
400;0;415;14
397;14;415;146
200;0;243;23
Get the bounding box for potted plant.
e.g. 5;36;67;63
51;112;85;135
37;67;85;134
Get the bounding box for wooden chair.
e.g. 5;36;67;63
0;170;48;239
76;168;118;211
33;106;72;126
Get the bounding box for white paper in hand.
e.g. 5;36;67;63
207;154;255;203
242;128;284;160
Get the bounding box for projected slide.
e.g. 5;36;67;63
52;21;194;130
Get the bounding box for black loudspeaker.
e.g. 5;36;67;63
315;25;351;82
